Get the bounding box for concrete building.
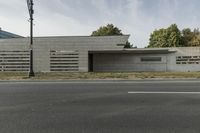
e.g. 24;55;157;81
93;47;200;72
0;28;23;39
0;35;128;72
0;33;200;72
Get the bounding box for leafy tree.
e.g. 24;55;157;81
148;24;200;47
91;24;123;36
149;29;168;47
182;28;200;46
124;41;133;48
92;24;133;48
181;28;193;46
148;24;181;48
167;24;182;47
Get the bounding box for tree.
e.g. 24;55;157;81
181;28;193;47
167;24;182;47
149;29;168;47
148;24;200;48
91;24;123;36
181;28;200;47
92;24;133;48
148;24;181;48
124;41;133;48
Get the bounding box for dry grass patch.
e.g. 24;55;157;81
133;72;200;79
0;72;200;80
0;72;28;80
34;72;130;80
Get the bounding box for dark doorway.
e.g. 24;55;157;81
88;54;93;72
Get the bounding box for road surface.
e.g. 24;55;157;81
0;80;200;133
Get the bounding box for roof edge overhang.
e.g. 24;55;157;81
31;35;130;39
0;35;129;40
89;48;177;54
0;30;23;38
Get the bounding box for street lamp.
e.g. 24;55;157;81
27;0;34;77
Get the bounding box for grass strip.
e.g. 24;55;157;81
0;72;200;80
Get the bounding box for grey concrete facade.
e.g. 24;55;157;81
92;47;200;72
0;35;200;72
0;36;128;72
93;53;168;72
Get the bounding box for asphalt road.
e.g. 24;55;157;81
1;80;200;133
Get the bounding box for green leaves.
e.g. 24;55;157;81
148;24;200;48
181;28;200;47
148;24;181;48
92;24;133;48
124;41;133;48
91;24;123;36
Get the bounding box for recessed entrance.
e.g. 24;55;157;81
88;54;93;72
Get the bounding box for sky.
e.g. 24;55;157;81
1;0;200;48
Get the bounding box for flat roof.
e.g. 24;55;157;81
89;48;177;54
0;29;23;39
32;35;130;38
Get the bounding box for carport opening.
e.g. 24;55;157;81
88;54;93;72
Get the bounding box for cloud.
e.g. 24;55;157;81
1;0;200;47
0;0;27;17
34;13;96;36
0;0;29;36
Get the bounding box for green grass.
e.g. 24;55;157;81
0;72;200;80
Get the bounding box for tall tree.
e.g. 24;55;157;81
180;28;200;47
91;24;123;36
148;24;181;48
92;24;133;48
181;28;193;47
167;24;182;47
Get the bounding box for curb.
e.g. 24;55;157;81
0;78;199;83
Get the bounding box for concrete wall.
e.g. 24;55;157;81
93;47;200;72
0;36;129;72
167;47;200;72
93;53;168;72
1;36;200;72
33;36;128;72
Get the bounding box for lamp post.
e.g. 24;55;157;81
27;0;34;77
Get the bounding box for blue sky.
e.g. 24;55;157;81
0;0;200;47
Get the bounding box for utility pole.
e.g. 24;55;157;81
27;0;35;77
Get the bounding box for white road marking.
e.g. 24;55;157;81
128;91;200;94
